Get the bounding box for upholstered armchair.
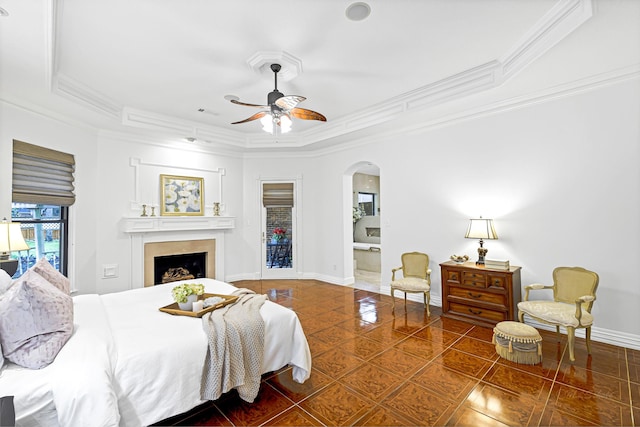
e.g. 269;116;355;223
390;252;431;315
518;266;599;362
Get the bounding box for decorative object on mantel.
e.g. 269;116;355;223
160;174;204;216
213;202;220;216
140;204;148;217
464;216;498;265
450;254;469;263
171;283;205;311
150;206;156;217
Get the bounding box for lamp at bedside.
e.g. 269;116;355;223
0;218;30;277
465;216;498;265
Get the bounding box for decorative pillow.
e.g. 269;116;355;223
31;257;70;295
0;341;4;369
0;270;73;369
0;269;12;295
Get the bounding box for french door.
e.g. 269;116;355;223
260;181;297;278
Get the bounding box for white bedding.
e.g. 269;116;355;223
0;278;312;427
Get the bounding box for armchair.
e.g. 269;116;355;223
517;266;599;362
390;252;431;315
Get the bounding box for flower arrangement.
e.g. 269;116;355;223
171;283;205;303
352;206;365;223
272;227;287;241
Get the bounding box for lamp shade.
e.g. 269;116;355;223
0;221;30;253
465;217;498;240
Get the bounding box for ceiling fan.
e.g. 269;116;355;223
230;63;326;133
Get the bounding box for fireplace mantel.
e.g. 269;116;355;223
122;216;234;288
122;216;235;233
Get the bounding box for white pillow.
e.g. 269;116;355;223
0;269;12;295
31;257;70;295
0;270;73;369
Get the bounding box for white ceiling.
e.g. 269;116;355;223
0;0;627;151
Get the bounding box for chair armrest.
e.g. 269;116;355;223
391;266;402;281
426;268;432;284
523;283;553;301
576;295;595;303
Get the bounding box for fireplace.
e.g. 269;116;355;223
144;239;215;287
154;252;206;284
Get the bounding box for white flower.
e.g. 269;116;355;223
177;197;189;212
165;189;178;204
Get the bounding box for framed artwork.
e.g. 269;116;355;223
160;174;204;216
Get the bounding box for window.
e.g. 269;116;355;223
10;140;75;278
10;204;69;277
358;192;376;216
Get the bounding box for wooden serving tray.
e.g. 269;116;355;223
159;293;238;318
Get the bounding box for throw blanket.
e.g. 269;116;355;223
200;289;267;403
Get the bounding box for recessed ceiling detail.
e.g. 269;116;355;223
246;51;302;82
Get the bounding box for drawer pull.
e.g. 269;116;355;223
468;292;482;299
469;308;482;315
451;274;458;280
494;280;501;286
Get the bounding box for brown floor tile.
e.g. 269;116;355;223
410;362;479;403
631;380;640;408
311;324;358;344
463;382;546;426
482;364;553;401
434;348;494;379
629;359;640;383
381;382;458;426
339;362;406;401
363;321;411;345
339;335;388;360
332;317;378;335
354;405;421;426
298;382;374;426
305;335;334;357
312;346;365;378
266;367;333;403
429;317;475;334
465;325;495;343
262;406;323;426
556;362;631;403
412;324;462;347
368;347;430;378
394;335;444;360
451;336;500;361
446;406;513;427
545;383;634;426
214;384;293;426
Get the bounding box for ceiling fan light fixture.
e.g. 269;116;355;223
260;114;273;133
280;115;292;133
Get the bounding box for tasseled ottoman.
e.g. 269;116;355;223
492;321;542;365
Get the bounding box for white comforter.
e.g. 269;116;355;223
0;278;312;427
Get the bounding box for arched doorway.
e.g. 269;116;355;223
345;161;381;292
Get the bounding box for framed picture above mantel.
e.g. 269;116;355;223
160;174;204;216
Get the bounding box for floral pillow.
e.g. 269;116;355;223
31;257;70;295
0;270;73;369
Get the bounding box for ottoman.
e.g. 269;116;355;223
492;321;542;365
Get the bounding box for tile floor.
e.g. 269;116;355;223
155;279;639;426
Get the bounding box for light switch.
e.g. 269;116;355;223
103;264;118;278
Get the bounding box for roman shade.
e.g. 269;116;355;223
12;140;76;206
262;183;293;207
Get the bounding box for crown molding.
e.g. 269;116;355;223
46;0;594;150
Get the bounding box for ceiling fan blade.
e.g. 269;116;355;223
230;99;268;108
231;111;268;124
275;95;306;111
290;107;327;122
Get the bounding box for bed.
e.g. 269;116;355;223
0;278;312;427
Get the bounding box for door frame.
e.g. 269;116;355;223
260;178;300;279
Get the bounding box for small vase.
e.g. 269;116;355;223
178;294;198;311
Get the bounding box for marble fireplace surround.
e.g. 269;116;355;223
122;216;235;288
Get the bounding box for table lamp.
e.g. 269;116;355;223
0;218;30;277
465;216;498;265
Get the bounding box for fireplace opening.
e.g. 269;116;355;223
154;252;206;284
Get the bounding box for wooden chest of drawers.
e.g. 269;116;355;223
440;261;522;328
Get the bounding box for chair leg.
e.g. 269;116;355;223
424;292;430;316
567;326;576;362
404;293;407;310
555;325;561;342
586;327;592;354
391;288;395;312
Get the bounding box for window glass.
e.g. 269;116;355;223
10;203;68;278
358;192;375;216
